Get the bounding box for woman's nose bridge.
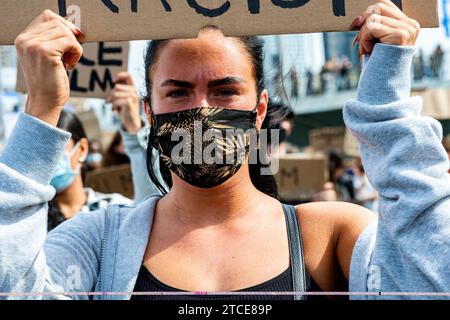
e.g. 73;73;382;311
192;90;211;108
200;98;210;108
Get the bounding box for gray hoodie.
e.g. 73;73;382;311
0;44;449;300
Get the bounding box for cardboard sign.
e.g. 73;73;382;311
412;88;450;120
309;126;360;157
274;154;328;201
85;164;134;199
309;126;346;155
16;41;129;99
0;0;439;45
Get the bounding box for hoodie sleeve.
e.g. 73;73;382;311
0;113;104;299
344;43;450;299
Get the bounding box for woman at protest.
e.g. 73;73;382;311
47;109;131;231
1;0;449;300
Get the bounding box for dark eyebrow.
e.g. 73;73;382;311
208;77;246;88
161;79;195;88
160;77;246;89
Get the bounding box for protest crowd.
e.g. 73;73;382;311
0;0;449;301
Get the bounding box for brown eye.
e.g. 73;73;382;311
167;90;189;98
216;89;237;96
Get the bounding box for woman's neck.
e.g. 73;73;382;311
161;164;268;228
56;175;87;219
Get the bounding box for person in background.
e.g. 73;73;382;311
352;157;379;213
106;72;163;203
430;45;444;79
86;139;104;171
263;101;300;156
47;109;131;230
289;66;299;99
312;182;338;202
102;130;130;167
329;152;355;202
413;49;424;81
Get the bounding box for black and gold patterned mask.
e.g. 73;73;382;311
150;107;258;188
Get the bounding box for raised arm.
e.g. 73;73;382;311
344;1;450;297
0;10;102;299
107;72;163;202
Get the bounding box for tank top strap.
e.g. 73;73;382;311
282;203;307;300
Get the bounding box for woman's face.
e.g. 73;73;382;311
148;29;268;129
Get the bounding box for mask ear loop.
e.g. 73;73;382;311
68;140;82;158
67;140;83;172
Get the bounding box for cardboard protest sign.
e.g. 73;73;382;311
412;88;450;120
85;164;134;199
16;41;129;99
274;154;328;201
309;126;346;155
0;0;439;45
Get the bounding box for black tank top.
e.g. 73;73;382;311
131;204;324;300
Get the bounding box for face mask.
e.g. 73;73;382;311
50;141;81;193
86;152;103;166
151;107;258;189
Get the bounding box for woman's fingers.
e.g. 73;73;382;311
25;10;81;37
366;22;407;44
378;0;406;11
26;20;79;46
109;90;135;100
368;14;419;44
112;98;130;109
364;1;407;22
106;84;138;102
114;72;135;86
352;0;420;56
113;83;137;93
15;10;84;126
41;10;81;35
107;90;133;104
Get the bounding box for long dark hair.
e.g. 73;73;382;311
48;109;88;231
143;32;283;199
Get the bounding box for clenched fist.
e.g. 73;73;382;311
351;0;420;57
15;10;83;126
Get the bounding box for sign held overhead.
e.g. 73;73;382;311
0;0;439;45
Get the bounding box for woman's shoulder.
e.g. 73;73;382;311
294;201;377;286
295;201;376;253
296;201;375;223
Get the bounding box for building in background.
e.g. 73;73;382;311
0;46;17;92
0;46;15;68
0;46;20;145
323;32;359;67
263;33;325;103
